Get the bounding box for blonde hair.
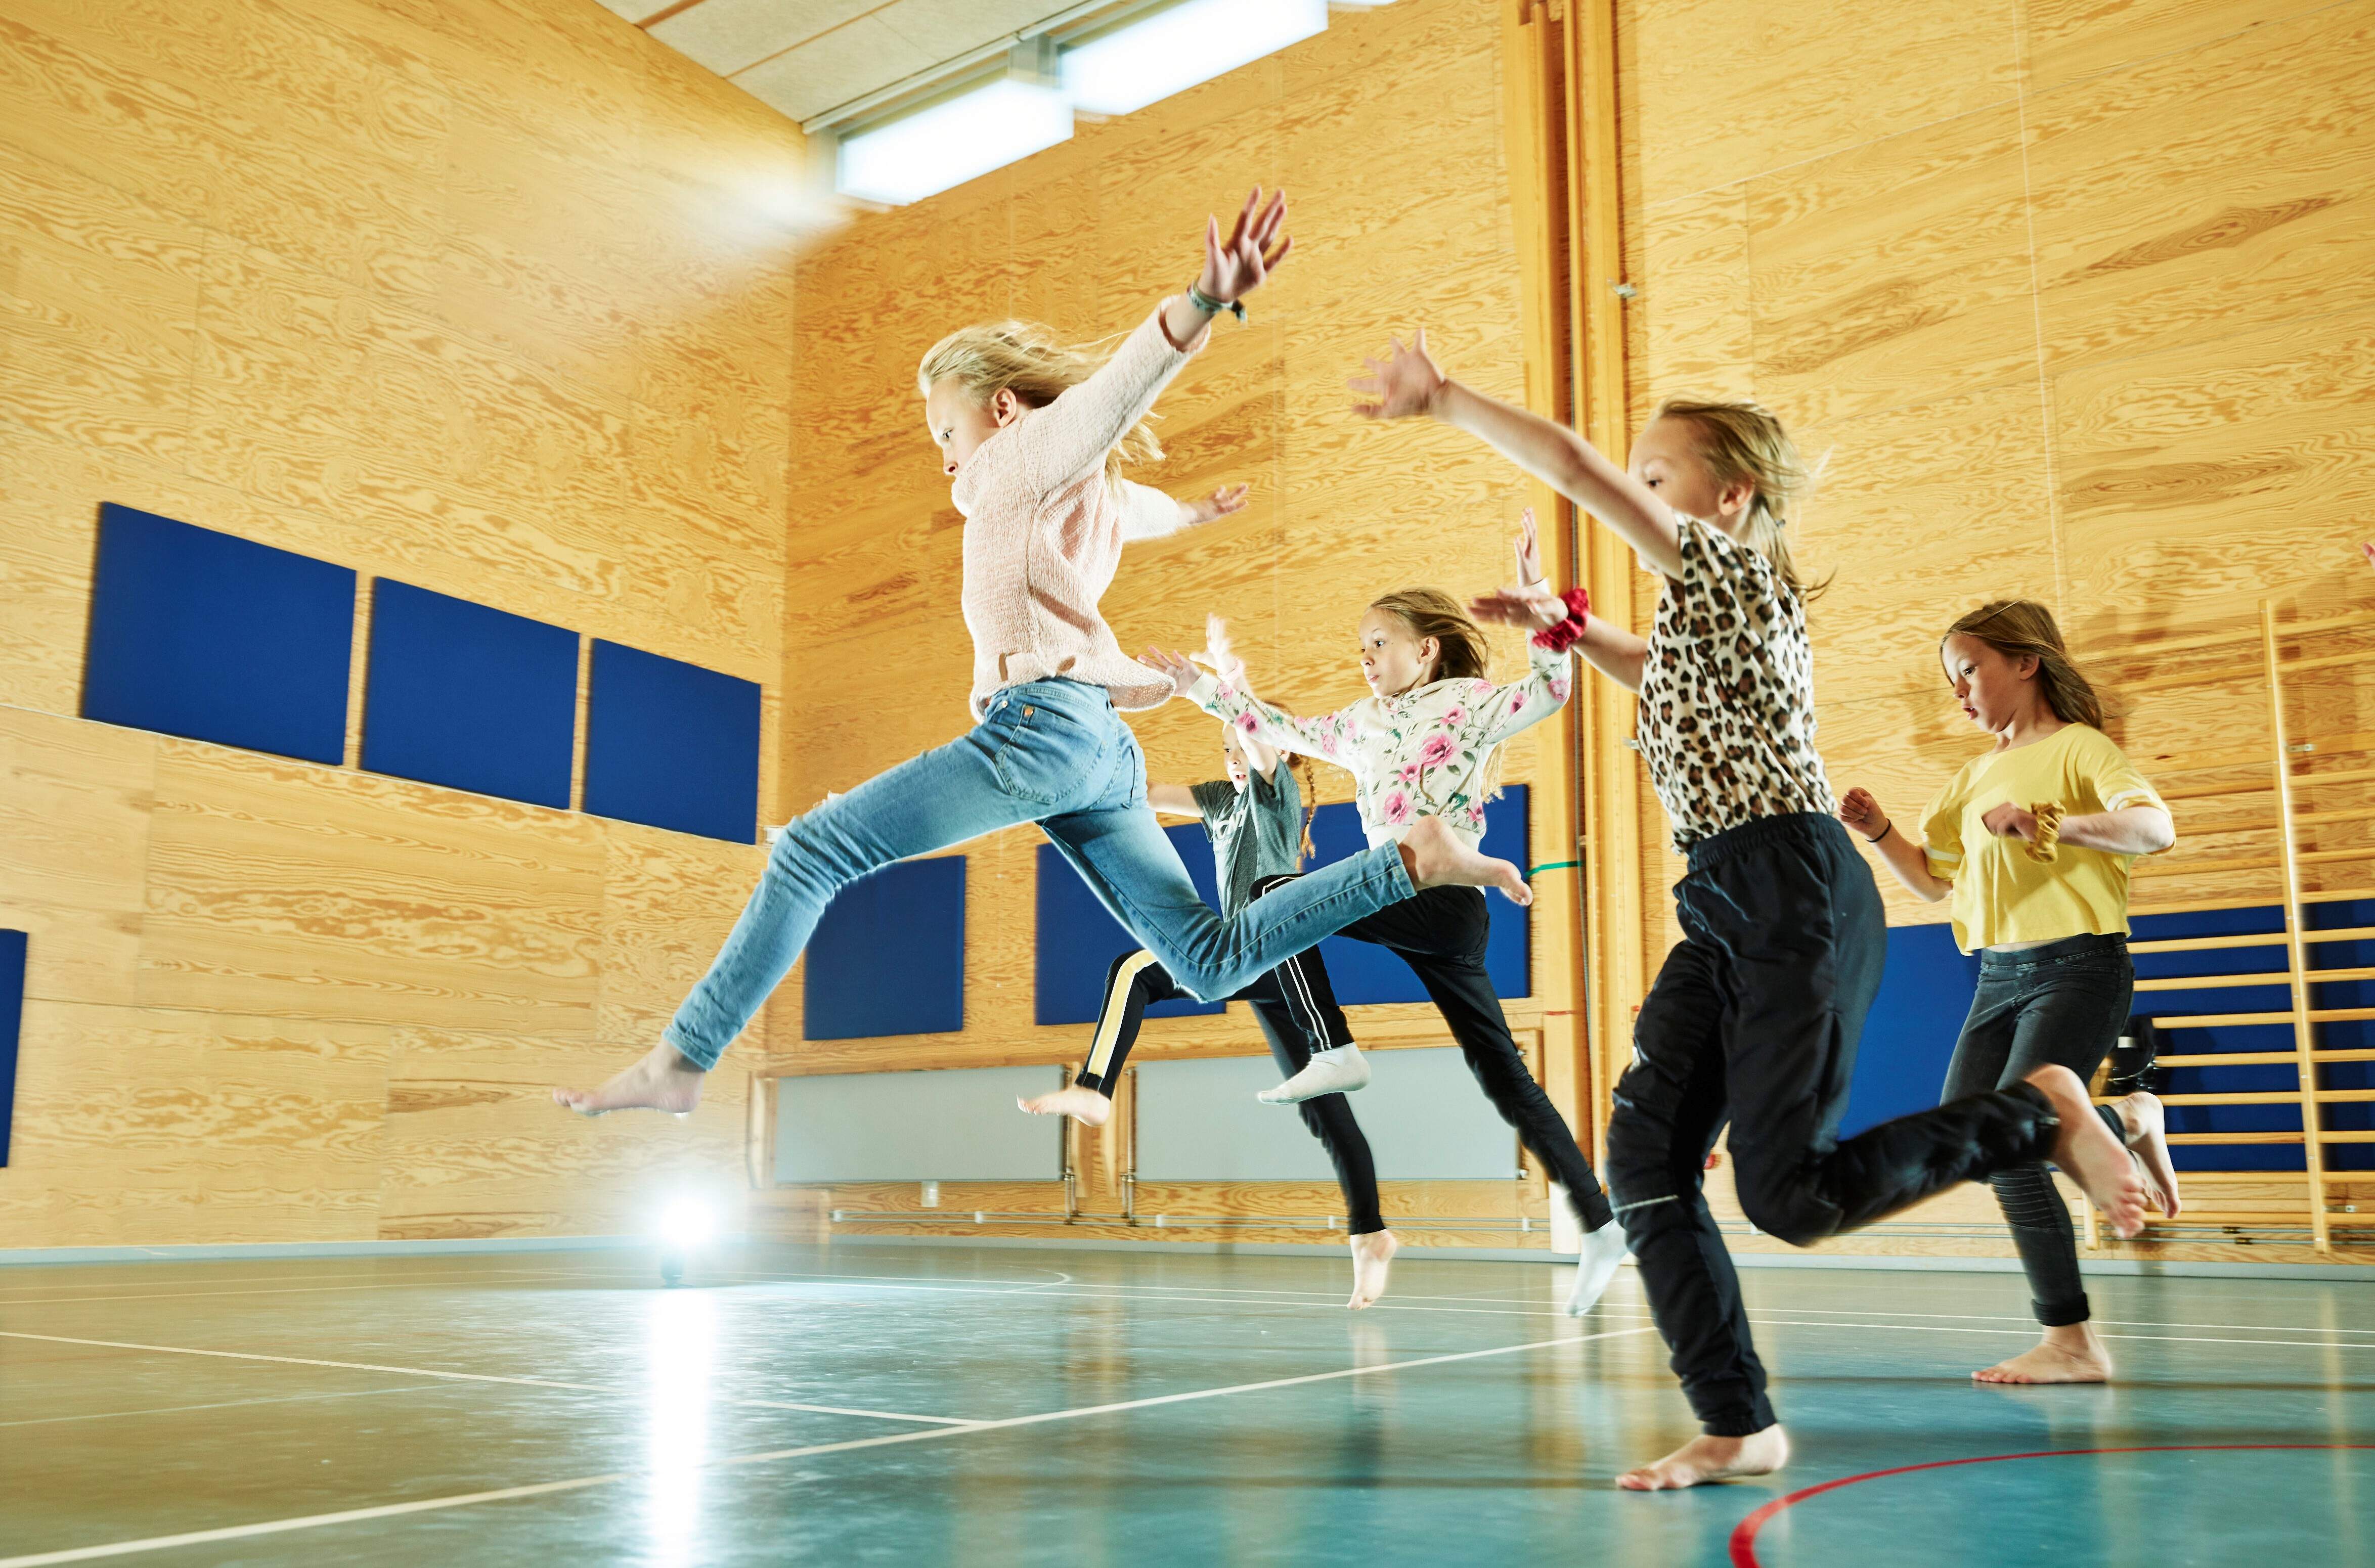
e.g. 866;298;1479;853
1367;588;1506;800
917;320;1161;487
1653;395;1828;600
1943;599;2105;730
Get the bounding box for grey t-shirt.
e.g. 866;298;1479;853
1189;766;1305;918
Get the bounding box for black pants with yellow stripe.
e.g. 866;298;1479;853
1074;876;1381;1234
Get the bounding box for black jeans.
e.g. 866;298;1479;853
1606;814;2063;1436
1074;876;1381;1235
1334;885;1614;1232
1943;932;2134;1327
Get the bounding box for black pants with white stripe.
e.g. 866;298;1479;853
1074;876;1381;1235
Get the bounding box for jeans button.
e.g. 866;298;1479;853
1024;705;1034;717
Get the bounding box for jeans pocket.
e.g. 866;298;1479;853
989;694;1093;807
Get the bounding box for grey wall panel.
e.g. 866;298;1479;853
775;1064;1067;1182
1134;1048;1520;1181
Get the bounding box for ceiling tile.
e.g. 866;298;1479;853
732;13;941;123
651;0;877;77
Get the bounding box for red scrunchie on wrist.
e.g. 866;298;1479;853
1530;587;1592;652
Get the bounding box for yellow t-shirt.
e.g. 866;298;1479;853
1919;724;2169;953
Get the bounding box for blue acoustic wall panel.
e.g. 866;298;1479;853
1304;785;1532;1004
1836;922;1980;1139
804;856;965;1041
362;579;578;810
583;639;762;843
1036;824;1225;1025
83;504;355;764
1834;901;2371;1174
0;930;23;1167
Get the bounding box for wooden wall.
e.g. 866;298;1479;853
761;0;1579;1249
0;0;807;1246
1610;0;2375;1260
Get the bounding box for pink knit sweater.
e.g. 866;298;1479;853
950;304;1210;719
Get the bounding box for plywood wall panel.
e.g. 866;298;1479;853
1747;106;2038;430
1622;0;2022;207
0;707;157;1007
137;742;606;1033
0;1001;391;1247
2026;3;2375;377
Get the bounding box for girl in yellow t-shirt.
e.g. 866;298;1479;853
1840;599;2181;1387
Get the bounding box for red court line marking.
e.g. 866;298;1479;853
1729;1444;2375;1567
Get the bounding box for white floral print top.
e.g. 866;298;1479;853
1186;643;1574;849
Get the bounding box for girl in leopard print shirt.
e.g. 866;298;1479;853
1351;333;2143;1495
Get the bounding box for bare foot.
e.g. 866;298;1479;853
2116;1091;2182;1218
1398;816;1530;906
1974;1325;2113;1385
1348;1228;1399;1309
2025;1064;2145;1239
1019;1085;1112;1128
1616;1426;1790;1491
553;1040;705;1117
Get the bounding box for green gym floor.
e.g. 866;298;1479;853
1;1244;2368;1566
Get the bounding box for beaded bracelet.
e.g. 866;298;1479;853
1187;282;1246;322
1531;587;1593;653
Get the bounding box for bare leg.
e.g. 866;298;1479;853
2116;1091;2182;1218
1973;1321;2113;1384
2024;1064;2145;1238
1398;816;1530;906
1018;1086;1113;1129
1348;1228;1399;1310
553;1040;705;1117
1616;1427;1790;1491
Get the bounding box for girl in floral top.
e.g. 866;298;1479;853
1146;513;1629;1320
1350;331;2145;1494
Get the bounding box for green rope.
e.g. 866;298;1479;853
1527;859;1582;875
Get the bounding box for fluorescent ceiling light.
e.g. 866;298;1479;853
838;79;1073;206
1062;0;1329;117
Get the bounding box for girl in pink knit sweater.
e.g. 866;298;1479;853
558;191;1521;1119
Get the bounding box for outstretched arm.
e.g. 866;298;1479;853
1480;506;1649;693
1014;191;1293;493
1144;641;1346;763
1148;784;1204;817
1983;802;2175;856
1118;480;1251;543
1351;332;1684;579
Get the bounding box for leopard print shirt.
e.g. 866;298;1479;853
1637;516;1836;850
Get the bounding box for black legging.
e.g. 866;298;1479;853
1329;884;1614;1233
1942;932;2134;1326
1076;877;1381;1235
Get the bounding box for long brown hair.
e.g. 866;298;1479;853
1654;395;1828;600
1943;599;2104;729
916;320;1160;488
1367;588;1505;798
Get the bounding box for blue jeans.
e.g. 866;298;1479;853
664;679;1418;1068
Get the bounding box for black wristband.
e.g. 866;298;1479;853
1863;821;1892;845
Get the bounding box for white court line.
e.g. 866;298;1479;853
0;1332;968;1427
0;1383;442;1431
0;1326;1656;1568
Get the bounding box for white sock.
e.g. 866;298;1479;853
1257;1044;1371;1104
1566;1222;1629;1317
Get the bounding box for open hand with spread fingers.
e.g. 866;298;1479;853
1347;329;1449;420
1198;187;1293;307
1186;484;1250;527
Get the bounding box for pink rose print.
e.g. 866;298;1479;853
1548;676;1571;703
1236;712;1260;734
1443;705;1467;727
1381;790;1412;825
1322;734;1339;756
1418;733;1455;769
1508;692;1528;715
1470;680;1491;699
1396;763;1421;783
